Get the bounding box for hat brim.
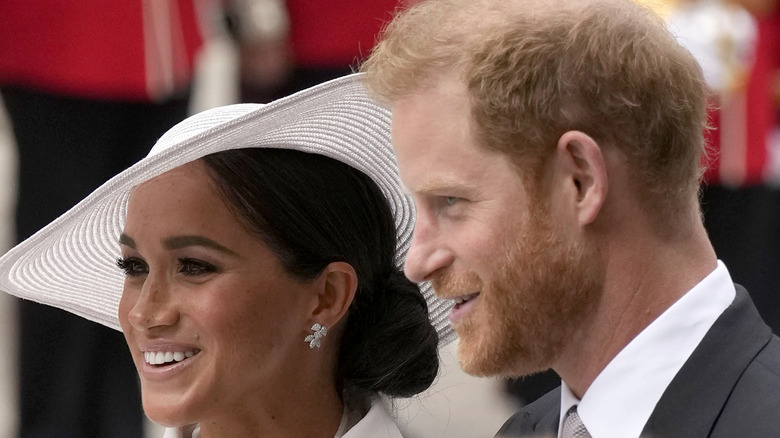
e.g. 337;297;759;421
0;74;455;345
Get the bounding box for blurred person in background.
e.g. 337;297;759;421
0;1;210;436
225;0;411;103
665;0;780;335
699;0;780;336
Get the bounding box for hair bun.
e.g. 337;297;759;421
339;268;439;398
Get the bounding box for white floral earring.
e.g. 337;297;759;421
305;323;328;348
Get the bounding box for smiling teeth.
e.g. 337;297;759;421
454;293;479;305
144;350;195;365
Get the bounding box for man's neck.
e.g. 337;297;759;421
552;220;718;398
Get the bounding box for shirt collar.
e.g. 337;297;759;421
558;261;735;438
342;398;402;438
162;397;395;438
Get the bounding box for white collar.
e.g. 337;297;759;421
558;261;736;438
161;397;401;438
341;398;402;438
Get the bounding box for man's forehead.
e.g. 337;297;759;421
391;86;472;146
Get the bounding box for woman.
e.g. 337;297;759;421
0;74;454;437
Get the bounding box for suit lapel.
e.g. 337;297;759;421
641;286;773;437
528;391;560;435
496;389;560;437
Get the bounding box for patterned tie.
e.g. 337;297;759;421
561;405;592;438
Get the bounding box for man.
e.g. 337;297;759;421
362;0;780;436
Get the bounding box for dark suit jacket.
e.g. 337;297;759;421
497;286;780;437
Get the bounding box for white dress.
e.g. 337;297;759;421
161;397;403;438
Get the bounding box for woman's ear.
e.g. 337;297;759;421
309;261;358;329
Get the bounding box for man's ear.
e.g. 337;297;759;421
308;261;358;329
555;130;608;226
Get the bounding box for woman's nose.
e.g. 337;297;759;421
125;276;179;331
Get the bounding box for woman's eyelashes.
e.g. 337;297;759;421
116;257;218;277
116;257;148;277
177;258;218;276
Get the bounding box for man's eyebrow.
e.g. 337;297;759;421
416;177;466;194
118;233;136;249
162;235;239;256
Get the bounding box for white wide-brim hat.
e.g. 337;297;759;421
0;74;455;345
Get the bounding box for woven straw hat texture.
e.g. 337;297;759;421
0;74;455;345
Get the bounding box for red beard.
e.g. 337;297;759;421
433;208;605;377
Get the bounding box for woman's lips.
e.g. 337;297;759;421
144;349;197;365
139;349;201;381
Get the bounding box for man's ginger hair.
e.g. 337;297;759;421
363;0;709;223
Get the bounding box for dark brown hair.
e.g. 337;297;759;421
202;148;439;397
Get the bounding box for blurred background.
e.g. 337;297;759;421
0;0;779;436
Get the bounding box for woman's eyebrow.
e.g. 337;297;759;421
162;235;239;256
118;233;136;248
118;233;240;257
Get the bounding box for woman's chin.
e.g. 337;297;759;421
142;396;193;428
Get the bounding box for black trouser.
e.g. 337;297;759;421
1;86;189;438
701;184;780;334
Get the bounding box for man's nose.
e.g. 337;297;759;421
403;215;453;283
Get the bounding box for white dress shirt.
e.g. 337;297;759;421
558;261;736;438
